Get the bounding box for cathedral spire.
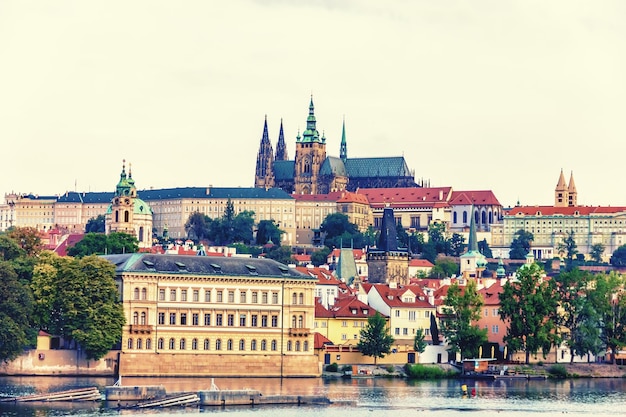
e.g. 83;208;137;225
567;171;577;207
254;116;275;188
275;118;288;161
555;169;568;207
340;116;347;162
302;95;320;143
468;205;478;253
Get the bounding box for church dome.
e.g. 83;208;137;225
134;198;153;215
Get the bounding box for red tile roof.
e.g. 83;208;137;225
329;296;382;318
449;190;501;206
478;281;504;306
337;191;370;204
371;284;433;308
295;266;342;285
314;332;334;349
505;205;626;216
409;259;434;268
356;187;453;207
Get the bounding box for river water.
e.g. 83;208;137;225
1;375;625;417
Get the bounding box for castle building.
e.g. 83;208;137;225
254;97;417;194
105;161;153;248
107;253;319;377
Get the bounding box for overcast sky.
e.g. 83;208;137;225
1;0;624;208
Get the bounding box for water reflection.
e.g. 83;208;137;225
1;376;625;417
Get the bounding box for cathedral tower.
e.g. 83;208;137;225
275;119;289;161
554;169;568;207
366;206;410;285
294;96;327;194
567;171;577;207
254;116;275;189
339;117;347;162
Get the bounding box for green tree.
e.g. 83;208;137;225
32;254;125;360
256;220;284;245
264;245;294;265
590;243;605;264
427;223;448;254
408;231;425;254
67;232;138;257
429;258;458;278
557;230;578;269
554;268;601;363
440;279;487;359
421;241;438;264
414;328;427;354
185;211;210;240
430;313;441;345
509;229;534;259
499;263;559;364
0;260;33;362
320;213;364;250
610;245;626;267
231;211;255;244
448;233;466;256
7;227;43;257
587;272;626;364
396;223;409;248
357;312;394;364
85;214;106;233
310;247;331;266
478;239;493;258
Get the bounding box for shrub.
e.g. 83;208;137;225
325;363;339;372
340;365;352;372
548;364;568;378
404;364;451;380
386;365;395;373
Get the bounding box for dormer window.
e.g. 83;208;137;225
363;309;368;315
351;309;357;315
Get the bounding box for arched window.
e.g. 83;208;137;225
204;339;210;350
239;339;245;350
133;312;139;325
251;340;257;351
295;341;300;351
287;341;292;351
169;338;175;349
146;338;152;350
180;338;186;350
261;340;267;351
124;210;129;222
481;211;487;224
137;338;142;350
133;288;140;300
227;339;233;351
138;226;144;242
474;211;479;223
115;210;119;222
292;293;297;304
158;338;164;350
140;312;146;325
127;338;133;349
192;338;198;350
298;315;303;328
141;288;147;300
271;340;277;351
216;339;222;350
303;341;308;351
463;211;467;223
292;316;297;328
489;211;493;224
453;212;457;223
299;293;304;304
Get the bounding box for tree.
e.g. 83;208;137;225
554;268;601;363
256;220;284;245
478;239;493;258
357;312;394;364
319;213;364;250
185;211;210;241
408;231;424;255
427;223;448;254
67;232;139;257
499;263;559;364
590;243;605;264
31;253;125;360
264;245;294;265
430;313;441;345
448;233;466;257
587;272;626;364
231;210;255;244
85;215;106;233
310;247;331;267
0;261;33;362
610;245;626;267
7;227;43;257
413;328;427;354
429;258;458;279
396;223;409;249
440;279;487;359
421;241;438;264
509;229;534;260
557;230;578;269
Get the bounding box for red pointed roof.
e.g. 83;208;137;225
313;332;334;349
295;266;342;285
449;190;501;206
356;187;453;208
409;259;434;268
329;296;383;318
371;284;433;308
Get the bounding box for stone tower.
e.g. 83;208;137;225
555;169;577;207
366;206;410;285
275;119;289;161
294;96;326;194
254;116;275;189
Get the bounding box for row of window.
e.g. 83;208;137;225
127;337;310;351
140;312;307;328
394;327;431;336
133;288;306;305
394;310;432;319
484;308;499;317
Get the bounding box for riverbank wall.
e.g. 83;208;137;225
0;349;118;376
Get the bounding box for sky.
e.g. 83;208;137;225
1;0;625;209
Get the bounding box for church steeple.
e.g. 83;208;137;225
340;117;347;162
254;116;275;188
555;169;568;207
467;206;478;253
378;206;399;252
567;171;577;207
301;95;320;143
116;159;132;197
275;118;288;161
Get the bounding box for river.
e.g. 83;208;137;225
1;375;625;417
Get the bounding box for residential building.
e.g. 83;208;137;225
106;253;319;377
314;296;382;346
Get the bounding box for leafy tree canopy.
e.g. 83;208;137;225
264;245;294;265
429;258;459;278
448;233;466;257
589;243;605;264
85;215;106;233
320;213;365;250
310;247;331;267
0;260;33;362
7;227;43;257
67;232;139;257
509;229;534;260
610;245;626;267
357;312;395;364
255;220;284;245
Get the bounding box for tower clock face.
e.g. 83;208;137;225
124;198;130;204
